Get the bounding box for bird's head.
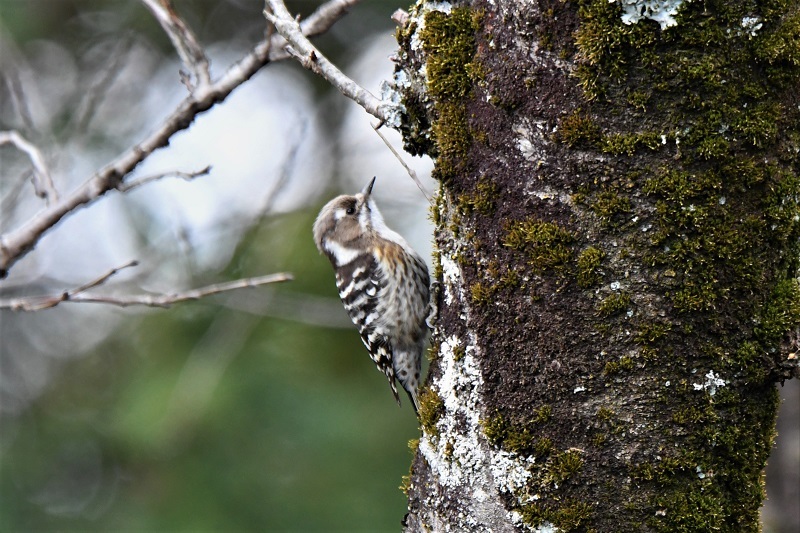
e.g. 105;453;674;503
313;177;383;265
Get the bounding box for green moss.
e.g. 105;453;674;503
597;292;631;317
596;406;615;422
470;281;495;307
754;9;800;66
547;449;584;484
482;411;552;456
418;387;444;436
443;439;455;459
458;177;500;216
558;110;602;147
453;343;466;362
504;219;575;272
520;500;594;532
590;190;632;227
603;355;634;376
755;278;800;344
426;340;441;363
568;4;800;513
431;101;471;181
533;436;554;456
634;386;780;530
499;269;520;290
600;131;663;156
577;246;604;288
650;484;726;533
635;320;672;345
672;404;715;426
626;89;650;110
422;8;480;101
533;404;553;423
419;7;481;182
400;438;421;496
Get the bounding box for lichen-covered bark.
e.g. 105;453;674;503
394;0;800;531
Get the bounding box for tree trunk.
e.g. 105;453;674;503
394;0;800;531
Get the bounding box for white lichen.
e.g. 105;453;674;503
378;79;406;129
441;254;462;306
692;370;727;396
533;522;560;533
610;0;693;30
740;16;763;38
490;450;534;494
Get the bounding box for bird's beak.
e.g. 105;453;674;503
361;177;376;197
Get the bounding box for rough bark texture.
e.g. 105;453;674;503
394;0;800;531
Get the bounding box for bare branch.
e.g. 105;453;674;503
0;267;293;311
117;165;212;193
264;0;387;122
0;130;59;205
140;0;211;90
0;0;360;278
371;122;431;203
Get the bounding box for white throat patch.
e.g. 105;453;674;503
325;240;361;266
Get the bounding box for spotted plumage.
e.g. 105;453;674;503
313;177;430;412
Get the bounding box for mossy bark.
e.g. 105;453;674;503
395;0;799;531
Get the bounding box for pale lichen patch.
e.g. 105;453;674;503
610;0;693;29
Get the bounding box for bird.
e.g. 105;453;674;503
313;177;430;413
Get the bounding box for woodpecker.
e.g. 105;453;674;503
313;177;430;413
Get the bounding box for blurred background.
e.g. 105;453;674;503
0;1;796;531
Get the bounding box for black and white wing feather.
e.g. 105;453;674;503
335;254;401;405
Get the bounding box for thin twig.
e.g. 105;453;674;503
371;121;431;203
72;35;133;133
263;0;387;122
69;259;140;294
0;269;293;311
140;0;211;90
0;38;36;132
258;120;307;216
117;165;212;193
0;130;59;205
0;0;360;278
0;170;33;227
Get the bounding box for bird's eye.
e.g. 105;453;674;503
346;205;356;215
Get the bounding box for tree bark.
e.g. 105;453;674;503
394;0;800;531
